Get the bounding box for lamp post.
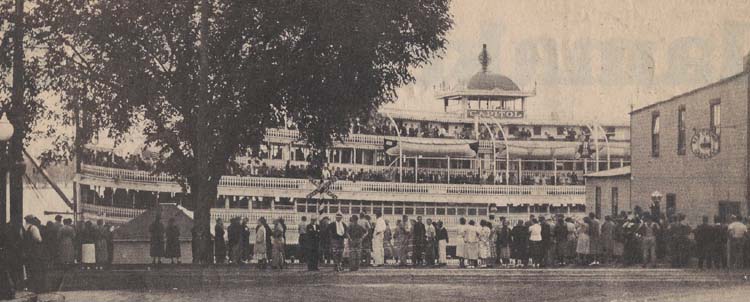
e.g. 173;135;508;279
650;190;662;218
0;113;15;223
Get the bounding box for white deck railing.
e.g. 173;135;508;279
80;164;586;196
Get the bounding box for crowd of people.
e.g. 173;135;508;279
350;114;592;143
229;160;584;186
0;215;115;295
200;209;750;272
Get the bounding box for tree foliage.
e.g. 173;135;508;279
0;0;49;149
37;0;452;261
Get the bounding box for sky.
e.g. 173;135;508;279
389;0;750;124
23;0;750;156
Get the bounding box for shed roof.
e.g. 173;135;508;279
584;166;630;178
113;203;193;241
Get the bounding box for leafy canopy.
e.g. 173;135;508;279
38;0;452;185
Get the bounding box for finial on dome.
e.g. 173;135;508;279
478;44;491;73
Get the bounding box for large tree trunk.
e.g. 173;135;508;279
188;174;218;264
191;0;214;264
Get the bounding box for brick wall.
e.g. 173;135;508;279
630;72;749;225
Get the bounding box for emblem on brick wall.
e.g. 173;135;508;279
690;128;720;159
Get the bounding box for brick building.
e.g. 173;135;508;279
585;166;631;219
629;56;750;225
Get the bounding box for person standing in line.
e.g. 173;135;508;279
478;220;492;268
511;220;529;267
638;215;659;268
600;216;615;265
80;221;96;269
360;214;373;266
588;213;602;266
347;215;367;271
330;213;347;272
695;216;714;269
436;221;448;266
539;216;552;268
495;218;512;267
553;216;569;266
395;220;408;266
464;220;481;268
612;216;626;266
412;216;426;266
456;217;467;268
565;217;578;265
227;217;242;264
576;218;591;266
263;218;273;262
297;216;308;264
240;218;251;264
165;218;181;264
714;216;728;269
271;219;285;269
48;215;63;265
95;219;110;269
425;218;437;266
58;218;77;265
383;220;394;264
254;217;268;269
149;214;165;265
671;214;692;268
727;215;748;269
214;218;226;264
318;217;331;264
304;216;320;271
372;212;387;267
23;216;46;293
528;218;543;268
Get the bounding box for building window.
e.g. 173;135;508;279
710;100;720;135
611;187;619;216
533;126;542;136
677;106;686;155
651;112;660;157
595;186;602;219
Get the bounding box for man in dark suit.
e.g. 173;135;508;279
348;215;367;271
539;216;552;268
330;213;347;272
304;216;321;271
695;216;714;269
412;216;426;266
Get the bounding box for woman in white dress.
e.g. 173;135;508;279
463;220;481;268
254;218;268;269
576;217;591;266
456;217;467;268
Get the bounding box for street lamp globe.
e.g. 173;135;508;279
0;113;14;142
650;191;663;202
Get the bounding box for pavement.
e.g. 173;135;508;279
27;265;750;302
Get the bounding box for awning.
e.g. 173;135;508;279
384;139;478;158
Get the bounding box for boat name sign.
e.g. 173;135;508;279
467;109;524;119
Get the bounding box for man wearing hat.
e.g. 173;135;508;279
23;215;45;292
304;215;321;271
330;212;347;271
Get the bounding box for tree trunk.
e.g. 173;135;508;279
191;0;214;264
189;175;217;264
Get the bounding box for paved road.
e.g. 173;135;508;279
51;266;750;302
